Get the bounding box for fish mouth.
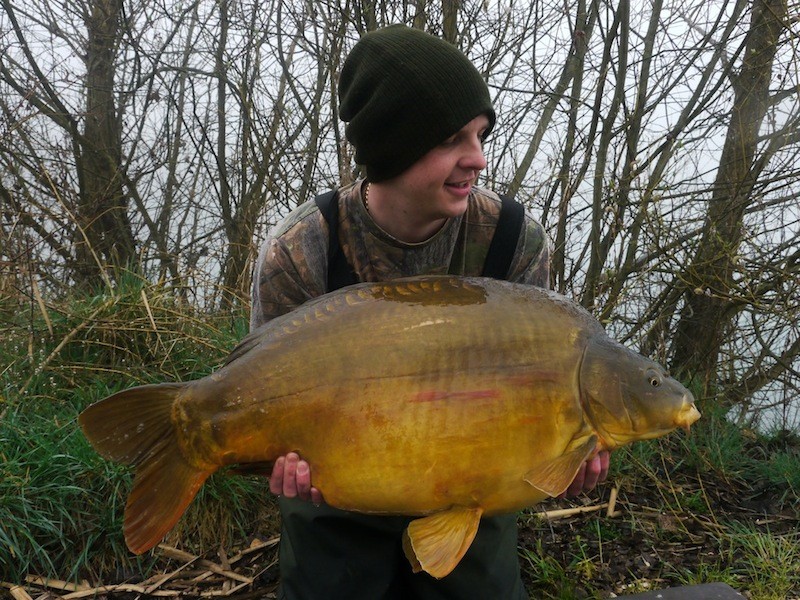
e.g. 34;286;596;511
675;398;701;431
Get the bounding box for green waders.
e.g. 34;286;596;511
276;497;528;600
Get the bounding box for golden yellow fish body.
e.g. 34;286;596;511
187;277;592;513
80;276;700;577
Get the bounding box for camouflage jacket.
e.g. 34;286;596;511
250;180;550;330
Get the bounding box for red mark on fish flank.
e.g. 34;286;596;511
412;389;500;402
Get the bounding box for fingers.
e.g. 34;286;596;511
272;449;611;503
269;456;285;495
597;450;610;482
581;454;602;491
560;462;587;499
310;487;325;504
294;456;312;498
269;452;324;504
559;450;612;499
282;452;300;496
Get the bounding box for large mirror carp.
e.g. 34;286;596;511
79;275;700;578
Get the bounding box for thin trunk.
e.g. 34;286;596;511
580;0;628;308
75;0;135;287
593;0;662;320
442;0;459;44
670;0;787;391
507;2;596;198
551;0;590;293
412;0;428;30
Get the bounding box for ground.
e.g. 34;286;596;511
517;447;800;599
12;442;800;600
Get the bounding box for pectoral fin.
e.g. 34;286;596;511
402;506;483;579
524;435;598;497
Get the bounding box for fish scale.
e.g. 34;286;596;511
79;275;700;578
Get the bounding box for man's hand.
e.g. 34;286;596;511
560;450;610;498
270;450;607;504
270;452;324;504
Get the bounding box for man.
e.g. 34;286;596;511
251;24;609;600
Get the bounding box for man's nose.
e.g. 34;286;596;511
461;138;487;171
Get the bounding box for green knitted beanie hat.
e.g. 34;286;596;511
339;25;496;182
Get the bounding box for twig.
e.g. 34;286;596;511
218;547;232;593
61;584;178;598
228;536;280;565
143;550;200;594
157;544;253;584
756;515;799;525
23;576;91;593
30;273;53;336
21;576;179;600
536;502;610;519
198;580;254;597
7;585;33;600
607;486;622;518
42;165;113;293
141;287;165;352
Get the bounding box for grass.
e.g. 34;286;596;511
520;539;581;599
0;400;148;581
518;408;800;599
0;274;272;583
722;522;800;599
1;278;799;597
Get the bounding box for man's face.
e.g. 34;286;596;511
389;114;490;222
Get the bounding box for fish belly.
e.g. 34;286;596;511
203;367;585;516
188;277;592;515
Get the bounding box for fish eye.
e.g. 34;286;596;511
646;369;662;387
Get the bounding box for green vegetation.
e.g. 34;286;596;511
518;415;800;599
1;281;798;598
0;276;273;583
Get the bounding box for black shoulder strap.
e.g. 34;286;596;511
314;190;359;292
317;190;523;289
481;195;525;279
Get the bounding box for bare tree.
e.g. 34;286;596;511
1;0;798;426
670;0;790;389
0;0;137;289
76;0;136;285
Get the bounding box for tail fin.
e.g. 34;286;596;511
79;383;213;554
